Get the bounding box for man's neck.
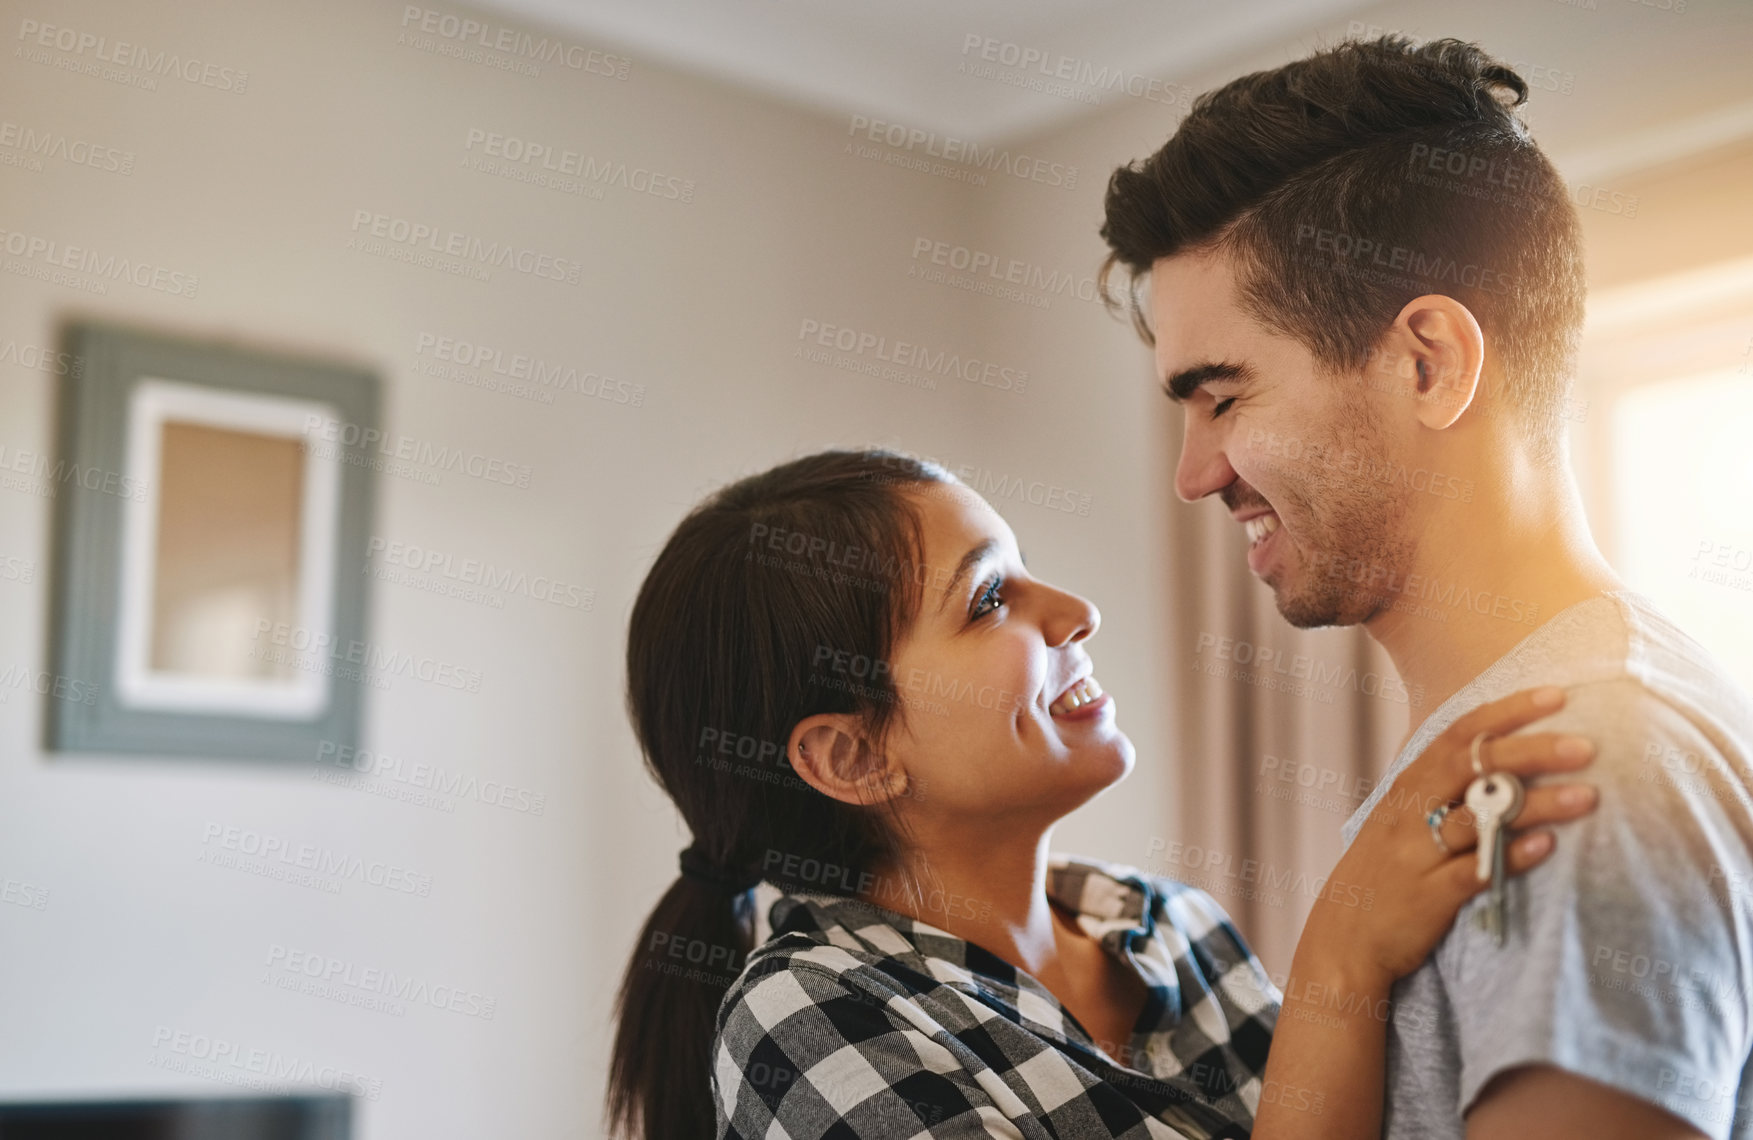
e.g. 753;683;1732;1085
1363;458;1625;735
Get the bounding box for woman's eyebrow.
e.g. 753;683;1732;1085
937;538;1000;616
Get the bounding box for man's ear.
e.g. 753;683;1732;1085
788;714;909;807
1383;294;1487;431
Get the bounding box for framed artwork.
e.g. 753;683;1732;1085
48;322;379;761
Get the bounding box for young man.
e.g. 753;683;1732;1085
1101;35;1753;1140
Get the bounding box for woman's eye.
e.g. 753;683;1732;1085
972;576;1005;619
1211;397;1237;419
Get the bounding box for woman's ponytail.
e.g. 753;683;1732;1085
606;862;755;1140
605;449;950;1138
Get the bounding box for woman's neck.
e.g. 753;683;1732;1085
857;828;1150;1063
859;828;1073;978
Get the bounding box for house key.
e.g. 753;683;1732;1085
1465;771;1524;946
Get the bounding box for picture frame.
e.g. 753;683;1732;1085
47;322;380;761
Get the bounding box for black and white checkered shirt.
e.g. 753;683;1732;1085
712;853;1281;1138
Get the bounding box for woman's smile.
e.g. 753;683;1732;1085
1048;675;1107;719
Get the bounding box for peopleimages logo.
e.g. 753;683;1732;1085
149;1026;382;1100
347;210;583;285
463;129;694;203
366;536;590;610
15;18;249;92
909;236;1098;301
0;228;198;298
956;34;1192;111
315;739;548;815
399;6;630;79
413;332;645;411
0;121;134;174
301;413;533;489
1192;632;1422;706
250;619;486;694
0;441;146;502
0;338;81;377
263;944;497;1020
199;822;434;897
1145;836;1376;912
1293;224;1516;297
795;319;1027;392
844;115;1077;191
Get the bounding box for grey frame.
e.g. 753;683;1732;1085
47;322;379;762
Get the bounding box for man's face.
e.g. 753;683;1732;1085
1149;248;1418;628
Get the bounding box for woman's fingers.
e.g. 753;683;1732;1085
1409;687;1593;803
1509;781;1598;829
1412;727;1595;808
1502;828;1558;873
1438;828;1559;897
1472;732;1596;780
1431;782;1597;862
1437;805;1478;856
1443;685;1568;749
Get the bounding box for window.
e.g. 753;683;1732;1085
1610;368;1753;694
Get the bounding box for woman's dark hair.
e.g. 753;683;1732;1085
1099;34;1585;464
605;447;954;1139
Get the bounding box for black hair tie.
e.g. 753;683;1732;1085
678;843;761;895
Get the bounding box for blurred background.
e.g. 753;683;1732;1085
2;0;1750;1135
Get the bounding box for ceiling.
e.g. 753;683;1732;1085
462;0;1371;141
465;0;1753;177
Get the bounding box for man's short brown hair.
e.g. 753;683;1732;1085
1100;35;1585;461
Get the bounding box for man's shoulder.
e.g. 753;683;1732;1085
1547;673;1746;750
1452;591;1751;764
1370;607;1753;1134
1607;590;1753;732
1476;591;1726;689
1535;669;1753;800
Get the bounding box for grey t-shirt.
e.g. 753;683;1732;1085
1340;591;1753;1139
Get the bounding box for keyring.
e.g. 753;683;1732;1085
1427;803;1453;855
1470;731;1494;777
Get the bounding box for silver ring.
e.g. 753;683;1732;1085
1427;804;1453;855
1470;731;1493;777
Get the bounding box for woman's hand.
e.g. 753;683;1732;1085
1297;684;1598;993
1255;686;1597;1140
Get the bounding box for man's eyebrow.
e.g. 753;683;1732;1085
936;538;1001;616
1162;360;1254;403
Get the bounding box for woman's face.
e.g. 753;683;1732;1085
868;481;1135;828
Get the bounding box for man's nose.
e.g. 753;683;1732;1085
1173;416;1236;503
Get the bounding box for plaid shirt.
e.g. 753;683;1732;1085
712;853;1281;1139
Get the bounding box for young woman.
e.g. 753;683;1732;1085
606;449;1598;1140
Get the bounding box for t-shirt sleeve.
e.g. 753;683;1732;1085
1438;680;1753;1138
712;958;1028;1139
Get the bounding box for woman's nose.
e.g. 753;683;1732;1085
1044;588;1099;646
